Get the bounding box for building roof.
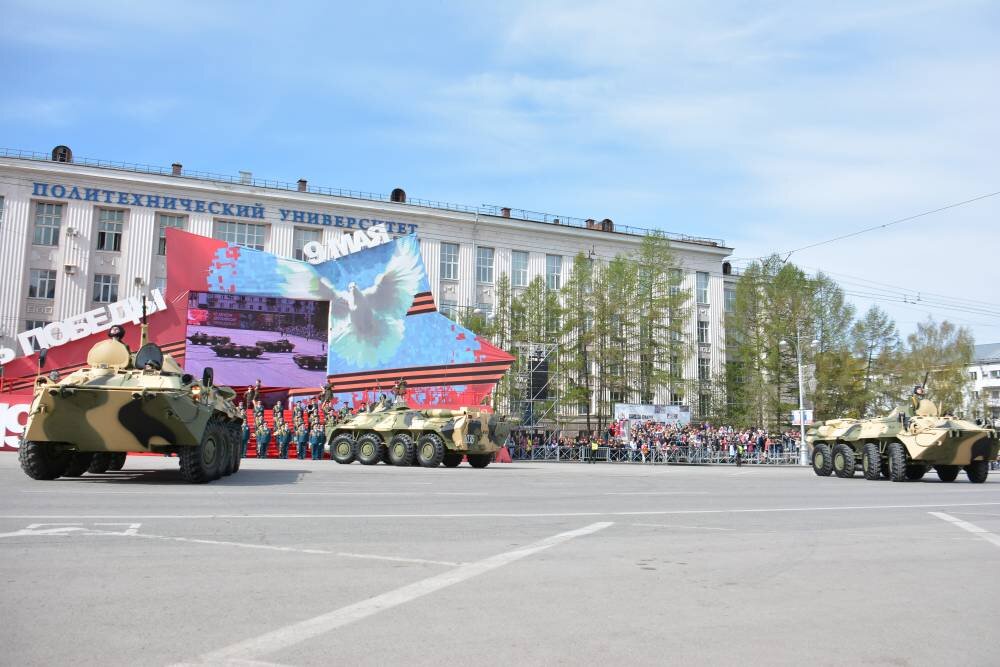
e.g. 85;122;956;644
973;343;1000;362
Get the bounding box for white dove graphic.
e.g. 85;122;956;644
324;242;423;365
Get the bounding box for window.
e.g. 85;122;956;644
992;370;1000;379
699;392;711;415
696;271;709;304
698;320;710;344
440;243;459;280
670;392;683;406
610;390;625;404
699;357;711;381
213;220;266;250
28;269;57;299
157;213;186;255
93;274;119;303
546;254;562;290
33;202;62;246
546;309;560;335
724;287;736;314
96;209;124;251
293;227;322;261
24;320;49;351
668;268;682;297
476;246;494;284
152;277;167;294
511;250;528;287
670;355;681;378
475;302;493;318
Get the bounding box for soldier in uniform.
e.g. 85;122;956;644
310;423;325;460
241;419;251;458
245;379;262;410
276;421;292;459
295;421;309;460
255;423;271;459
908;386;926;416
272;399;284;425
292;400;303;425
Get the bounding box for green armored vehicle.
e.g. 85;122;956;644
256;339;295;353
326;396;516;468
20;319;244;484
808;389;999;483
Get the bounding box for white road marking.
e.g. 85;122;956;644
631;522;734;531
180;522;613;665
928;511;1000;548
604;491;709;496
21;490;487;497
6;501;1000;521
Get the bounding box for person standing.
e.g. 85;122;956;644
255;423;271;459
295;421;309;460
276;422;292;459
590;437;599;464
241;419;251;458
310;423;325;461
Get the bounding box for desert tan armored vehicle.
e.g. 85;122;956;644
326;396;516;468
19;314;244;483
808;392;998;483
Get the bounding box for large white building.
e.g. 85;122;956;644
965;343;1000;424
0;146;734;419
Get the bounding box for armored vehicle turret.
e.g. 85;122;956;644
325;397;516;468
807;393;998;483
20;316;244;483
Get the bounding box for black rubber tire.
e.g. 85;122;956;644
19;441;70;480
179;418;226;483
467;453;493;469
356;433;384;466
107;453;127;471
218;427;235;477
229;425;242;474
330;433;356;464
388;433;415;466
812;443;833;477
965;461;989;484
832;444;856;478
87;453;113;474
887;442;907;482
63;452;93;477
905;465;927;481
442;452;463;468
936;465;960;482
416;433;445;468
862;442;881;481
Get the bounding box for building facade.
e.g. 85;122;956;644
0;147;733;421
965;343;1000;424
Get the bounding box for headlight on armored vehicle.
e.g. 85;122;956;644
191;385;202;399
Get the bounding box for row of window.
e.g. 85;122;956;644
970;370;1000;381
27;269;120;303
444;243;564;290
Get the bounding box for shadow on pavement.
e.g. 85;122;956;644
63;467;311;486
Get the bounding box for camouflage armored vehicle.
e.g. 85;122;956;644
188;332;230;346
20;315;244;484
808;393;998;483
256;339;295;353
212;343;264;359
326;397;516;468
293;354;326;370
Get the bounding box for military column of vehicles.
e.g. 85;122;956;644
808;387;999;484
20;314;244;483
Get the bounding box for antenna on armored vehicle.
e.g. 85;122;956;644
140;296;150;348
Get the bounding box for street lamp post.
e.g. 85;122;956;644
781;326;815;467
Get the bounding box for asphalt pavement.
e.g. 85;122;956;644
2;454;999;666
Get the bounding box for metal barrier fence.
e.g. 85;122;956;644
508;443;803;466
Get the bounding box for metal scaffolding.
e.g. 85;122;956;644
513;341;559;427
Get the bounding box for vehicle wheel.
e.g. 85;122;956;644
935;465;960;482
107;453;127;471
218;429;235;477
228;425;242;474
442;452;463;467
468;453;493;469
862;442;881;481
905;465;927;481
63;452;94;477
388;433;415;466
811;443;833;477
832;444;856;478
416;433;445;468
887;442;907;482
330;434;356;464
88;453;113;474
356;433;384;466
179;418;226;483
19;441;70;480
965;460;989;484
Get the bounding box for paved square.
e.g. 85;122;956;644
2;455;999;666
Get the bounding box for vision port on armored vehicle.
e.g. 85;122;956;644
20;320;244;484
807;392;999;484
325;396;515;469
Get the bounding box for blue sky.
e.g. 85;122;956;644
3;0;998;342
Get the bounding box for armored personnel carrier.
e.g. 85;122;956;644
188;332;230;346
19;314;244;483
293;354;326;370
808;395;998;483
326;397;515;468
211;342;264;359
256;339;295;353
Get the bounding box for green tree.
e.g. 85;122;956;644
559;253;596;431
850;305;900;416
902;318;974;414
